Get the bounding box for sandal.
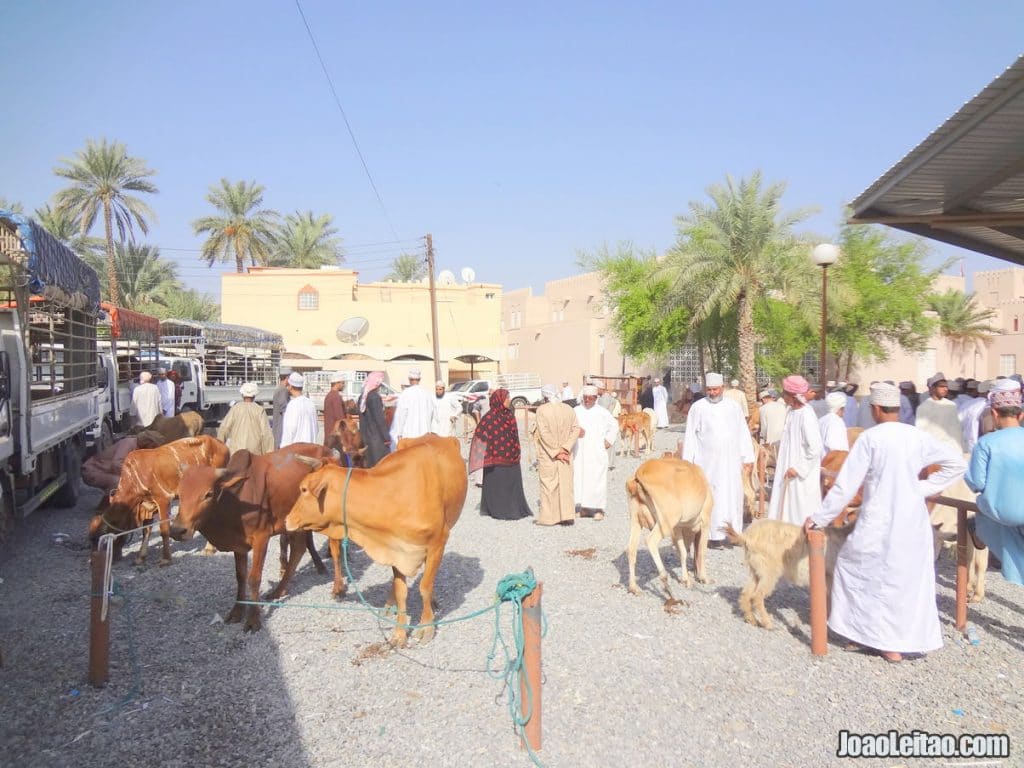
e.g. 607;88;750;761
879;651;903;664
592;511;605;521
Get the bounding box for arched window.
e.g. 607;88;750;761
297;284;318;311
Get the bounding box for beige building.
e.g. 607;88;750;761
851;268;1024;388
220;267;503;386
501;272;637;389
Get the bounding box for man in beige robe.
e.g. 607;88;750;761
218;382;274;455
532;384;581;526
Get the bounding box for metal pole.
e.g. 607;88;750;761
520;581;543;753
807;528;828;656
820;264;828;391
956;506;968;632
425;234;442;383
88;550;110;687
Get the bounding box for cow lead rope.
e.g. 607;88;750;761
336;464;546;767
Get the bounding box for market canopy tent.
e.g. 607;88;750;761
849;55;1024;267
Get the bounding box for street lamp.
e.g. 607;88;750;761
811;243;840;390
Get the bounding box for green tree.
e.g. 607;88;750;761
269;210;344;268
827;224;939;379
53;138;158;306
928;289;999;368
82;243;180;312
660;172;815;404
192;179;279;273
753;298;816;381
385;253;426;282
33;203;104;259
0;197;24;213
147;288;220;322
582;243;690;362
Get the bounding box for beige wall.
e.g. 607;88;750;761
220;267;503;386
850;269;1024;388
501;271;635;389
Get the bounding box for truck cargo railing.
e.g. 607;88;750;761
98;302;160;385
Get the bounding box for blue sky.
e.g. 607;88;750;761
2;1;1022;297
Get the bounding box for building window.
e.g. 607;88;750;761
1014;315;1019;333
1000;354;1017;377
297;285;318;310
507;343;519;360
485;292;495;299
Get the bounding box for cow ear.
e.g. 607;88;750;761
220;473;246;490
226;450;254;474
304;470;330;500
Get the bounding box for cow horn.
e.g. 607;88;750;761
213;468;229;479
329;449;342;462
294;455;324;470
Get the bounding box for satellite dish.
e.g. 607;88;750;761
336;316;370;343
461;267;476;283
438;269;456;286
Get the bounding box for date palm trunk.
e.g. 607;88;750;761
103;198;120;306
737;291;756;409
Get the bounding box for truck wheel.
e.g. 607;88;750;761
52;442;82;508
97;420;114;454
510;397;528;409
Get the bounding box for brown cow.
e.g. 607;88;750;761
820;449;863;527
326;415;367;467
132;411;205;443
285;434;467;647
90;435;231;565
168;443;335;632
617;410;654;457
626;457;713;599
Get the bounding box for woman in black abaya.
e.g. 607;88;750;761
469;388;533;520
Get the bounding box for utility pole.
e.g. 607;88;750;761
425;233;442;382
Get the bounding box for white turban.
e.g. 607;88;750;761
287;372;305;388
869;382;900;408
239;382;259;398
825;392;846;413
139;371;152;383
330;371;350;383
541;384;559;401
730;379;739;388
705;372;724;387
581;384;598;397
408;368;422;381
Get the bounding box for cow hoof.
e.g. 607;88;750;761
628;584;640;596
388;633;408;648
243;617;262;633
314;562;328;575
413;625;436;644
225;606;245;624
158;558;172;567
133;557;146;567
332;589;347;601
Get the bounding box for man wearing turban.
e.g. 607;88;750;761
572;385;619;520
965;379;1024;587
532;385;581;526
767;375;823;525
916;372;964;450
819;391;850;454
681;372;754;543
810;382;966;662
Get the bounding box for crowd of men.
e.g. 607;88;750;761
682;368;1023;663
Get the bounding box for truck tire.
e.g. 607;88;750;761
52;442;82;508
96;419;114;454
510;396;528;409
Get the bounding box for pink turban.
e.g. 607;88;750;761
782;375;809;395
990;380;1022;409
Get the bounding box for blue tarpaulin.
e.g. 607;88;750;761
0;210;101;314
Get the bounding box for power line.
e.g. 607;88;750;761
294;0;401;243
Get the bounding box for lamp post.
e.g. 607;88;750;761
811;243;840;390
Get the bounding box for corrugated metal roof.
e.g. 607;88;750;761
849;54;1024;266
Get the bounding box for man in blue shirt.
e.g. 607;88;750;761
965;379;1024;587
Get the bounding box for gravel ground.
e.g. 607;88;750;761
1;426;1022;768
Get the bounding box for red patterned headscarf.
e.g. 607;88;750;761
359;371;385;413
469;389;520;472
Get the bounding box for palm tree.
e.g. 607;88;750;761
192;179;279;273
53;138;158;306
385;253;426;282
0;197;24;213
928;289;999;366
149;288;219;322
269;210;344;268
659;172;815;404
82;243;180;312
34;203;104;260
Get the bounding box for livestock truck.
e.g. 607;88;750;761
93;301;160;447
156;318;283;425
0;211;104;539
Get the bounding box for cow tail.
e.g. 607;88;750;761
632;477;659;532
723;523;745;547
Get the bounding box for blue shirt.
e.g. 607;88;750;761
966;426;1024;526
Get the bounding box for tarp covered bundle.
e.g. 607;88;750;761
100;301;160;341
160;318;284;349
0;211;101;314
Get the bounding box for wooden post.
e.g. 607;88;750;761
520;581;543;753
88;550;110;687
807;528;828;656
956;505;968;633
425;233;442;383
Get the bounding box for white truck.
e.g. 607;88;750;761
156;319;284;425
0;211;105;536
301;370;399;413
451;373;545;409
92;302;161;448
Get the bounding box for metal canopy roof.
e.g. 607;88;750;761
849;55;1024;266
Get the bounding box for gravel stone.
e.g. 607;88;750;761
0;426;1021;767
